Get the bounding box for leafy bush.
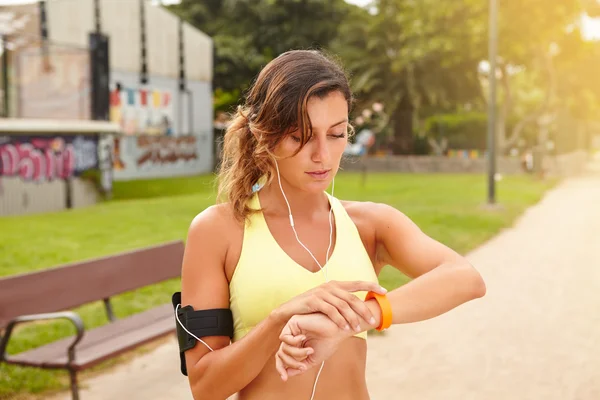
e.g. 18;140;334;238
425;112;488;150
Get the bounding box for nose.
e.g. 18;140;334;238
311;136;330;164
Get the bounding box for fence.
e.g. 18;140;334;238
341;150;589;177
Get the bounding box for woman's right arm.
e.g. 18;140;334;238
181;205;387;399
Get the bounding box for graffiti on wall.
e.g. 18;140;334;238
135;136;198;166
0;135;98;182
111;135;205;180
109;82;174;136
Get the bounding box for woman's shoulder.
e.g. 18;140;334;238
338;199;409;232
186;203;244;251
339;199;387;220
184;203;244;276
188;202;241;235
336;199;381;239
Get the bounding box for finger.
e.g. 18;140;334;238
280;322;293;338
275;352;288;382
314;301;350;331
278;348;307;371
281;343;313;361
280;334;306;348
323;292;361;332
287;317;303;337
333;287;377;327
333;280;388;295
279;332;306;345
287;365;309;378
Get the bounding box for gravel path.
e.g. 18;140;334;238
366;159;600;400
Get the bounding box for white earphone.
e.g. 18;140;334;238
273;159;334;400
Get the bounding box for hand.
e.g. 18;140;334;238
274;313;354;381
271;280;386;333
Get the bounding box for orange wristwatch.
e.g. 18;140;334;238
365;291;392;331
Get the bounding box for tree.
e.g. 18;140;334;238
168;0;352;112
335;0;593;155
554;27;600;121
332;0;486;154
168;0;597;155
582;0;600;17
481;0;585;152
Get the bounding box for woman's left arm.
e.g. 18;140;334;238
275;203;487;378
369;202;486;325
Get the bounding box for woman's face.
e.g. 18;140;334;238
273;91;349;194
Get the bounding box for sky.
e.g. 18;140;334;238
0;0;599;39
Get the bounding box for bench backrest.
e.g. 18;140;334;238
0;240;185;329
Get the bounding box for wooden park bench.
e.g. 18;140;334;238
0;240;185;400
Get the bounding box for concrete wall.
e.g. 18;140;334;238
45;0;213;81
0;177;65;216
2;1;213;120
15;45;91;120
110;70;211;138
146;3;178;79
183;21;213;82
110;134;211;181
71;177;101;209
45;0;94;49
0;177;99;217
97;0;140;74
108;70;213;173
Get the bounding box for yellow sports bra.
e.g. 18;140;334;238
228;192;378;342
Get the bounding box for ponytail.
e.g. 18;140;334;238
216;107;273;222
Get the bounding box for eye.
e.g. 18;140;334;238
291;134;316;143
329;133;346;139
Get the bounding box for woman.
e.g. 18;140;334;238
180;49;486;400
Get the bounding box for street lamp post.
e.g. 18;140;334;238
487;0;498;204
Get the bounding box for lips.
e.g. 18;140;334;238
306;169;331;180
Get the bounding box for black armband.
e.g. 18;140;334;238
171;292;234;376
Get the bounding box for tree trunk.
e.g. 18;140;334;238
391;95;414;154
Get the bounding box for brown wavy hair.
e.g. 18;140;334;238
217;49;354;222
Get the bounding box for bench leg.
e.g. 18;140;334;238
69;369;80;400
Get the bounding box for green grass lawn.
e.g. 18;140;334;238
0;172;556;398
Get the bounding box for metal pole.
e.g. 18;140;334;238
38;0;51;72
94;0;101;33
140;0;148;85
1;35;8;117
178;18;185;134
487;0;498;204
